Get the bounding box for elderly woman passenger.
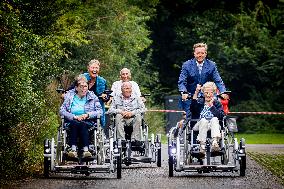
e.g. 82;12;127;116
60;76;103;158
191;82;225;157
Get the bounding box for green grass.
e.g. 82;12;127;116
248;152;284;185
161;133;284;145
235;133;284;144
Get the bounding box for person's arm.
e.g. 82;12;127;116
192;84;202;100
211;63;226;93
87;97;103;119
107;96;123;115
59;93;75;121
178;62;189;93
130;97;145;116
209;100;225;120
132;81;142;97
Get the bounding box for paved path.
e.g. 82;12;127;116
5;144;284;189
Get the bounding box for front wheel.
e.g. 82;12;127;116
116;149;122;179
240;156;246;176
44;157;50;178
157;145;162;167
169;155;174;177
43;139;51;178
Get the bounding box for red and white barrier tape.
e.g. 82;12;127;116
147;109;284;115
228;112;284;115
147;109;185;113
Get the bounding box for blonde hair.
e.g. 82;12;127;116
193;43;208;51
88;59;100;67
202;82;217;93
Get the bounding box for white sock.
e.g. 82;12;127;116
71;145;77;151
83;146;88;152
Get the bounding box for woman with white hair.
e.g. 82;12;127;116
190;81;225;157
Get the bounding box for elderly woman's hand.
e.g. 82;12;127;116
74;114;89;121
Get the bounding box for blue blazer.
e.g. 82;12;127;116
178;58;226;95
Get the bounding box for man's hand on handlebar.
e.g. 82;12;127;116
181;91;192;101
141;93;150;103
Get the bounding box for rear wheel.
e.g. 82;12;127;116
169;155;174;177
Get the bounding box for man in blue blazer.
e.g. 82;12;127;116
178;43;227;116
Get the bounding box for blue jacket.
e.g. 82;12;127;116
60;89;103;121
82;73;107;96
81;73;107;127
178;58;226;95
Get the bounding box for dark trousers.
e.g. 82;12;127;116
67;120;94;148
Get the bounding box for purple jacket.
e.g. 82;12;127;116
60;89;103;121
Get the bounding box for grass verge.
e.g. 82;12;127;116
248;152;284;185
235;133;284;144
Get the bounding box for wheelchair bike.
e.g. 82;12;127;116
43;89;122;178
107;94;162;167
167;92;246;177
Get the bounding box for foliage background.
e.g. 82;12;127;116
0;0;283;180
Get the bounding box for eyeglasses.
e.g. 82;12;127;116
78;85;88;89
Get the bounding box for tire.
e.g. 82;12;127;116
44;157;50;178
116;149;122;179
221;145;229;165
44;139;51;178
169;155;174;177
157;145;162;167
240;156;246;176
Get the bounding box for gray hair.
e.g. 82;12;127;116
121;81;132;89
75;75;88;87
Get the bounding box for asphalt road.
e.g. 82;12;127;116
5;144;284;189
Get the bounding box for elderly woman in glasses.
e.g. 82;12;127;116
60;76;103;158
191;81;225;157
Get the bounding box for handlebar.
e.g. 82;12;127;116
103;89;113;96
56;88;66;94
217;91;231;99
141;93;150;98
99;89;113;102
